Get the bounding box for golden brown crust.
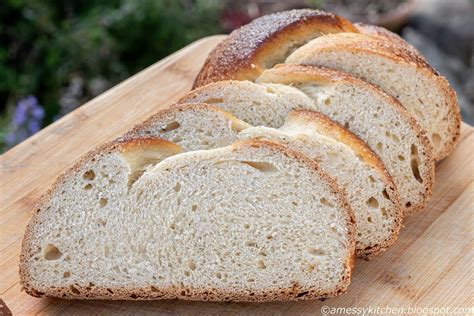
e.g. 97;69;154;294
286;110;403;259
258;63;435;215
193;9;357;88
20;139;356;301
285;32;461;161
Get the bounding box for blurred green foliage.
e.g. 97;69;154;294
0;0;223;150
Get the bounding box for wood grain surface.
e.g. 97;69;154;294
1;35;473;315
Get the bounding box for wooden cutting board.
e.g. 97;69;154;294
1;35;473;315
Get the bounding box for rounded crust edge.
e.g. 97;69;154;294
193;9;357;88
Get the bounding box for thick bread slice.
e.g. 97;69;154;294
126;104;402;258
125;103;251;151
258;64;434;214
179;74;434;214
20;137;355;302
285;32;461;160
178;81;314;128
193;9;357;88
239;110;402;259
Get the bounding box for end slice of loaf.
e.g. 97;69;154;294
126;103;402;258
285;32;461;161
20;137;355;302
193;9;357;88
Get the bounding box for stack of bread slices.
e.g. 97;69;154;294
20;9;460;302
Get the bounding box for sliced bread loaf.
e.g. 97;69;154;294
239;111;402;259
179;72;434;214
20;137;355;301
285;32;460;160
258;64;434;214
125;104;402;258
193;9;358;88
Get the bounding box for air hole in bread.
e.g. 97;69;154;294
70;285;80;295
292;201;299;206
380;208;388;217
191;205;197;212
63;271;71;278
83;170;95;181
410;144;423;183
247;278;255;283
184;271;190;277
405;202;412;208
297;291;309;298
344;122;350;129
44;244;62;260
173;183;181;192
368;176;376;183
320;198;334;207
215;272;222;279
432;133;441;146
257;259;266;269
84;184;93;190
107;288;114;294
266;86;275;94
324;98;331;105
150;286;159;292
307;247;325;256
240;161;278;173
203;98;224;104
382;189;390;200
259;251;267;256
243;223;250;229
99;198;108;207
376;142;383;152
366;197;379;208
188;260;196;271
159;121;180;133
367;216;373;223
245;240;257;247
398;155;406;161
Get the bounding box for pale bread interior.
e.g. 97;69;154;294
126;104;401;258
286;33;457;160
179;79;433;213
22;139;353;301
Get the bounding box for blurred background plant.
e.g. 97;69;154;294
1;0;472;152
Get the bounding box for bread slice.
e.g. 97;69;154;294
125;104;402;258
193;9;357;88
285;32;461;161
239;111;402;259
178;72;434;214
20;137;355;302
178;81;315;128
258;64;434;214
125;103;251;151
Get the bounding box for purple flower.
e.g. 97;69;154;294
5;96;45;147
